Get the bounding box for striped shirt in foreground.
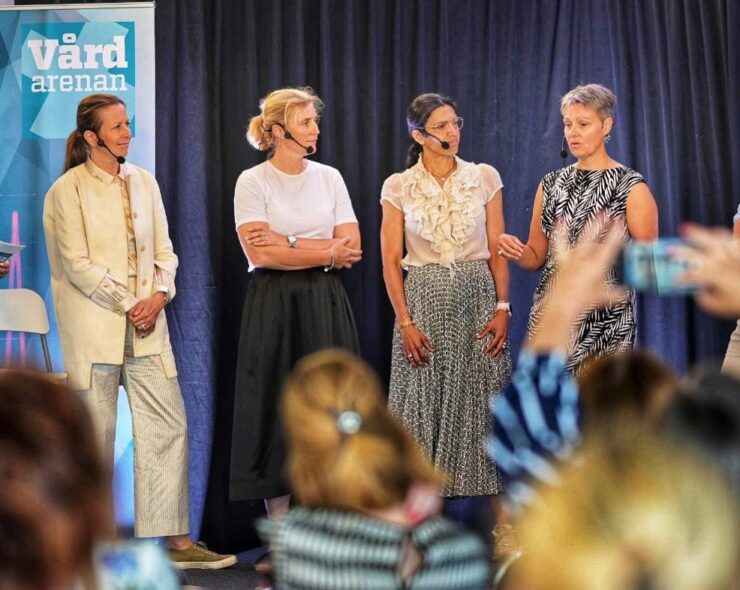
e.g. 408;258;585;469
258;507;490;589
489;349;582;510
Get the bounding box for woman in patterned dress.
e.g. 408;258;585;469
498;83;659;375
380;93;512;500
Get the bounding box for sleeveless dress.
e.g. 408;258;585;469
527;165;646;374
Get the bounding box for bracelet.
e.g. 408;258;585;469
397;314;414;329
324;247;336;272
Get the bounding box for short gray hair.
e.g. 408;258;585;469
560;84;616;121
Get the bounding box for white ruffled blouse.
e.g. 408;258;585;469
380;157;503;269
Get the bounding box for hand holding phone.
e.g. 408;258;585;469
673;224;740;318
616;238;696;295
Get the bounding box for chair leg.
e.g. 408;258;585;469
41;335;53;373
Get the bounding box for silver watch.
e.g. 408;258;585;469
287;235;298;248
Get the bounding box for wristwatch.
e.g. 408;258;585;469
287;235;298;248
496;301;512;317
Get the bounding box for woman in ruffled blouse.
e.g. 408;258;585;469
380;93;512;502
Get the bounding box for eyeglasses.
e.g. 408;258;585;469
425;117;464;133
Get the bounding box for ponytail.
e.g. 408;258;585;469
64;130;89;173
405;142;422;169
247;114;269;151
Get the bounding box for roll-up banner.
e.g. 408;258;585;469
0;2;155;526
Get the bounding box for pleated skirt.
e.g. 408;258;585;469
230;268;359;501
388;260;511;497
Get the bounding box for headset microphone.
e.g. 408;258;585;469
97;138;126;164
276;123;315;155
420;129;450;150
560;137;568;159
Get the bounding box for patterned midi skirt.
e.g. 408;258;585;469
388;260;512;497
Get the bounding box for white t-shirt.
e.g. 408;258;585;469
234;160;358;270
380;158;503;269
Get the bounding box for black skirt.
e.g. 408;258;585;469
229;268;360;501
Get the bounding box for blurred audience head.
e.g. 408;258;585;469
663;366;740;507
0;370;113;590
282;349;444;511
510;438;738;590
578;350;678;442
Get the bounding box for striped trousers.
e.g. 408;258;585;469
78;320;189;538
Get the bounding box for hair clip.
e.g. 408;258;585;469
335;410;362;435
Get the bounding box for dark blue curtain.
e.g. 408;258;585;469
22;0;740;550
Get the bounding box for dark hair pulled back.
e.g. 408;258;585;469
404;93;457;168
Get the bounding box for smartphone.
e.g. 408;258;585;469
615;238;696;295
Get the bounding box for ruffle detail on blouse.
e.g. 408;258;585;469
400;158;483;270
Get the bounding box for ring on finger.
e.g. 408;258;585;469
407;353;414;359
497;248;504;256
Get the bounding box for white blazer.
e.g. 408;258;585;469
44;159;179;390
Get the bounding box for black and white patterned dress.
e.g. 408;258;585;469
528;165;646;374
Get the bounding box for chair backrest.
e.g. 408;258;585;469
0;288;51;335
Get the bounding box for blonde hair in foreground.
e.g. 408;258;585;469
282;349;445;511
512;438;739;590
246;86;324;154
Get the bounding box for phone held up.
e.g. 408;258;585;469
615;238;696;295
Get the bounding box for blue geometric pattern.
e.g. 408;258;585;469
21;20;136;139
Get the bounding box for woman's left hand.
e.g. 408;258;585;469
477;311;509;357
245;226;285;247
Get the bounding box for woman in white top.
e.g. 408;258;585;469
231;87;362;518
380;93;512;500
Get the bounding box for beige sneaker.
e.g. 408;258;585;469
168;541;237;570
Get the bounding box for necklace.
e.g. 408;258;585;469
427;159;456;183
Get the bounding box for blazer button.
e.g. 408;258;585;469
133;212;138;219
141;278;148;286
140;244;146;252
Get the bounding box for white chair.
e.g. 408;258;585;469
0;288;67;382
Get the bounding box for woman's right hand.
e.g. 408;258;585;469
401;324;434;367
497;233;525;260
330;236;363;269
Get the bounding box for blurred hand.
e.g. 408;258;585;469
674;223;740;318
0;260;9;279
403;481;442;525
528;220;627;353
549;219;627;312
